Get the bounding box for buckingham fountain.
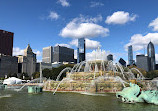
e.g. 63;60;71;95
42;48;158;105
43;48;152;94
1;48;158;105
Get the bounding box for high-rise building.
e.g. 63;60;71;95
0;54;18;78
36;62;52;72
107;54;113;61
17;44;36;76
53;45;74;62
119;58;126;67
136;54;149;71
147;41;155;71
128;45;134;65
0;30;13;56
77;38;85;63
42;46;53;63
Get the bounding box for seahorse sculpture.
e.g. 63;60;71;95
116;83;158;105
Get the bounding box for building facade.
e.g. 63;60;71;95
0;30;13;56
107;54;113;61
119;58;126;67
53;45;74;62
36;62;52;72
77;38;85;63
128;45;134;65
17;44;36;77
147;41;155;71
42;46;53;63
0;54;18;78
136;55;149;71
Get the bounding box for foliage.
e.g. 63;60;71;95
19;73;30;80
32;72;40;79
42;64;74;80
128;65;147;77
146;70;158;79
7;73;18;78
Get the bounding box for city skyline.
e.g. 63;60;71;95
1;0;158;63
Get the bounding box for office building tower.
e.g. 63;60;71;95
77;38;85;63
53;45;74;62
17;44;36;76
0;30;13;56
128;45;134;65
119;58;126;67
147;41;155;71
42;46;53;63
0;54;18;78
136;54;149;71
107;54;113;61
36;62;52;72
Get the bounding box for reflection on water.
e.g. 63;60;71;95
0;94;12;99
80;92;108;96
0;90;158;111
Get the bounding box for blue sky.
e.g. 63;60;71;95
1;0;158;62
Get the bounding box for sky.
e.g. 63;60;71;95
1;0;158;63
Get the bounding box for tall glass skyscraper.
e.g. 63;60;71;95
128;45;134;65
77;38;85;63
147;41;155;71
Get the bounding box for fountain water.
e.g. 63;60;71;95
130;68;145;80
15;77;46;92
56;67;72;81
44;48;147;94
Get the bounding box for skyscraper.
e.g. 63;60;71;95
53;45;74;62
77;38;85;63
136;54;149;71
147;41;155;71
42;46;53;63
107;54;113;61
0;54;18;78
0;30;13;56
128;45;134;65
17;44;36;76
119;58;126;67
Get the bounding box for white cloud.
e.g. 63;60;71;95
55;43;71;48
57;0;70;7
74;50;77;59
37;59;42;62
13;47;24;56
124;33;158;51
60;15;109;39
70;38;101;49
155;54;158;64
75;14;103;23
13;47;41;57
33;50;42;57
48;11;59;20
105;11;137;25
86;49;109;61
90;1;104;7
149;17;158;31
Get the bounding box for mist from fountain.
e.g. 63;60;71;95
16;77;46;92
56;67;72;81
130;68;145;80
53;78;73;95
48;48;146;94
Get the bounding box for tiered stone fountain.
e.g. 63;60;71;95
43;48;147;94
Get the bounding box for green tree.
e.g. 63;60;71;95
146;70;158;79
42;64;74;80
42;68;52;79
32;72;40;79
12;73;18;78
